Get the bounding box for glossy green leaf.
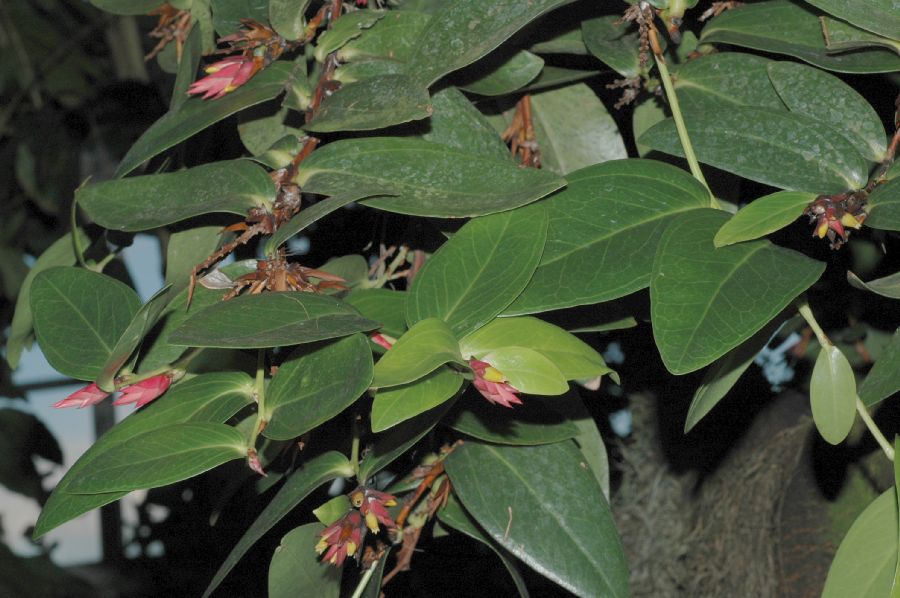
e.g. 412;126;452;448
632;97;666;157
767;61;887;161
211;0;269;35
238;104;303;156
460;317;610;380
313;495;350;526
651;209;825;374
313;10;386;61
848;270;900;300
80;160;275;232
438;494;530;597
483;347;568;395
405;0;577;87
581;15;641;78
684;318;783;432
457;50;544;97
805;0;900;41
447;395;578;446
164;226;222;293
254;134;305;169
30;267;141;381
358;398;457;480
66;423;244;493
263;334;372;439
529;83;626;175
822;490;897;598
203;451;353;598
859;329;900;407
714;191;817;247
674;53;784;114
507;159;709;315
641;108;868;193
553;395;610;499
570;317;638;334
867;178;900;231
297;138;565;218
96;285;173;392
821;16;900;54
269;0;311;40
445;441;628;598
344;289;407;339
700;0;900;74
531;28;587;55
267;191;379;253
116;61;295;177
421;87;509;159
168;292;378;348
337;10;430;64
371;366;463;432
810;345;857;444
7;230;88;369
373;318;463;389
269;524;341;598
305;74;431;132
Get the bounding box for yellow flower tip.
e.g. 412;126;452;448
816;221;829;239
483;366;506;383
350;491;365;508
315;539;328;554
384;498;397;507
346;541;358;556
365;512;379;533
841;213;862;229
223;84;238;93
328;553;338;564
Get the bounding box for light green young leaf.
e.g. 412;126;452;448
269;524;341;598
714;191;817;247
372;318;464;389
371;366;463;432
810;345;857;445
483;347;568;395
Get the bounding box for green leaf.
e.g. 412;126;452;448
822;490;897;598
460;316;610;380
269;0;311;40
164;226;223;293
254;134;305;169
89;0;160;15
767;61;887;162
317;255;369;289
203;451;353;598
304;74;432;132
420;87;509;159
553;395;610;500
804;0;900;41
482;347;568;395
859;329;900;407
445;441;628;598
7;230;88;369
820;16;900;54
263;334;373;440
313;495;350;526
520;66;598;93
80;160;276;232
640;107;868;193
651;209;825;374
371;366;463;432
867;178;900;231
269;523;341;598
168;292;378;349
529;83;626;175
570;317;638;334
96;285;173;392
405;0;577;87
115;62;295;176
457;50;544;97
848;270;900;300
171;25;204;111
447;395;578;446
407;207;548;337
314;10;386;61
267;191;379;253
438;494;530;597
65;423;244;493
674;52;784;114
714;191;817;247
30;267;141;381
338;10;430;64
700;0;900;74
894;438;900;598
297;138;565;218
507;159;709;315
373;318;463;388
344;289;407;339
530;28;588;55
210;0;269;35
238;104;303;156
810;345;857;445
581;15;640;78
684;318;783;432
632;98;666;157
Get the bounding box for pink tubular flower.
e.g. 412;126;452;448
469;358;522;408
316;510;366;566
54;383;109;409
370;333;395;350
187;56;259;99
350;487;397;533
114;374;172;408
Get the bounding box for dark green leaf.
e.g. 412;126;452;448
519;66;597;93
317;255;369;289
263;334;373;440
553;395;610;499
767;61;887;161
507;159;709;315
848;271;900;300
531;28;587;55
81;160;275;232
373;319;463;388
371;366;463;432
805;0;900;41
254;135;305;170
203;451;353;598
420;87;509;159
238;104;303;155
211;0;269;35
447;395;578;446
339;10;430;65
168;292;378;348
171;25;203;111
822;490;897;598
89;0;160;15
641;107;868;193
297;138;565;218
164;226;222;293
30;268;140;381
267;191;379;253
820;16;900;53
269;0;311;40
810;344;857;444
581;15;640;78
314;10;386;61
651;209;825;374
115;62;295;177
674;52;784;114
407;206;547;336
305;75;431;133
700;0;900;74
867;178;900;231
859;329;900;407
457;50;544;97
344;289;407;339
714;191;817;247
269;524;341;598
894;439;900;597
445;441;628;598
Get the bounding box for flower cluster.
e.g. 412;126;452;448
469;358;522;408
316;486;396;567
54;374;172;410
805;192;866;249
